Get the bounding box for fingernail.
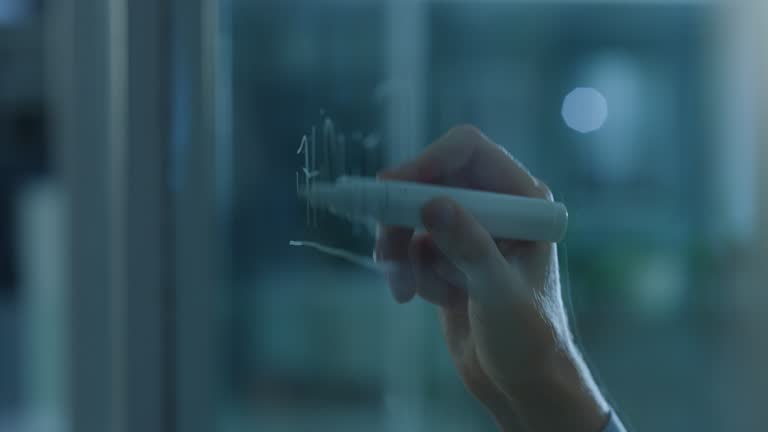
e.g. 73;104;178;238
423;199;455;230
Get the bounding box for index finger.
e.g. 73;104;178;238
379;124;548;200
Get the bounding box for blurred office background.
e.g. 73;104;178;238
1;0;767;431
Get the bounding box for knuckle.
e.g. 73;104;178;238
450;124;485;142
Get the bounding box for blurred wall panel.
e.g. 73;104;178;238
17;182;66;432
713;2;768;430
45;1;114;431
112;1;174;431
173;0;221;431
47;1;175;431
754;1;768;429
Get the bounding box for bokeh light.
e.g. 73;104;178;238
561;87;608;133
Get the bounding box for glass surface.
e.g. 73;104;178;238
182;1;765;431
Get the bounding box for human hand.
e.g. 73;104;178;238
375;125;609;431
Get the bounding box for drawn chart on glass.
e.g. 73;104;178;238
288;240;392;274
295;113;383;226
291;113;387;273
291;112;570;270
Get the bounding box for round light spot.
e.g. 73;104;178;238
561;87;608;133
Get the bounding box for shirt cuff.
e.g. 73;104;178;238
602;411;627;432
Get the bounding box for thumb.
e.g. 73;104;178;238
421;197;513;303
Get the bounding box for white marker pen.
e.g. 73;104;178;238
301;176;568;242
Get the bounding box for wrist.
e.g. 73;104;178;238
504;347;610;432
481;393;525;432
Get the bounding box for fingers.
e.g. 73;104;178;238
375;224;469;307
408;233;467;309
377;124;552;305
375;171;430;304
381;125;547;199
421;197;514;303
374;225;416;303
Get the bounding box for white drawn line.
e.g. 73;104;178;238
289;240;395;274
